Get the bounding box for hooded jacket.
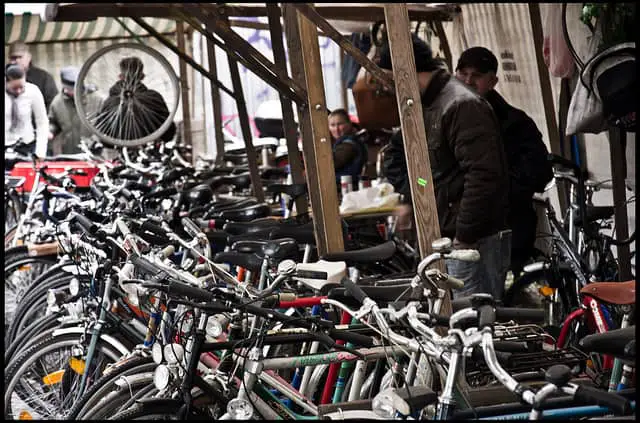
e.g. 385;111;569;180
384;69;510;244
48;90;103;155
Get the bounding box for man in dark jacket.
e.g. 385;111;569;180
95;56;176;143
381;35;511;300
455;47;553;278
8;41;58;111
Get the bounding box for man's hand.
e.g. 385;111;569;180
48;132;55;141
393;204;413;231
453;237;477;250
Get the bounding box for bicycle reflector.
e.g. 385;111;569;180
539;286;556;297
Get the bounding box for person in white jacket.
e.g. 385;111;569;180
5;63;49;157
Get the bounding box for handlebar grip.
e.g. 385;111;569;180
574;385;631;415
548;154;580;172
119;187;134;201
140;220;169;239
477;304;496;329
341;277;369;305
72;213;98;235
163;167;192;184
144;186;178;200
109;164;127;177
495;307;546;323
125;181;152;193
117;172;139;181
90;184;104;200
429;314;451;327
130;255;162;276
328;328;375;347
471;345;513;366
167;279;215;302
446;249;481;262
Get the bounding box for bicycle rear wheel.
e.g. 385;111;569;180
75;42;180;148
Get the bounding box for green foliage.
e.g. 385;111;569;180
580;3;636;50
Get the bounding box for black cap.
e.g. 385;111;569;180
60;66;79;87
378;34;441;73
456;47;498;74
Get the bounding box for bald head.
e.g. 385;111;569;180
8;41;32;72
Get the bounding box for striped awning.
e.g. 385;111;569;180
5;12;177;45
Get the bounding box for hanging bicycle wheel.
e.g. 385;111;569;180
75;42;180;147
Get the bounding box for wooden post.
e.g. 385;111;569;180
176;20;193;156
434;20;453;72
267;3;309;214
608;128;632;281
205;32;226;165
284;3;344;255
529;3;567;209
339;51;349;109
225;35;265;202
383;4;450;317
283;4;324;245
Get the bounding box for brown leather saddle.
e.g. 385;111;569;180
579;280;635;305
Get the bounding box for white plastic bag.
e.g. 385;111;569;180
339;182;400;214
542;3;575;79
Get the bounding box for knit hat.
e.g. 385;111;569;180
456;47;498;74
378;34;441;73
60;66;80;89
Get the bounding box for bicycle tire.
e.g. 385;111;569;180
75;42;180;147
109;395;221;420
4;332;124;420
4;311;64;366
5;274;74;344
67;355;155;420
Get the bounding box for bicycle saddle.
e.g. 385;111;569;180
266;183;308;200
213;251;263;273
260;167;289;180
573;205;615;225
217;203;272;222
221;172;252;191
221;152;248;165
261;238;299;262
579;280;635;305
223;219;281;235
268;223;317;245
321;241;397;265
327;283;417;308
579;326;635;361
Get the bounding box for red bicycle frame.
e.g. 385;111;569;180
556;294;614;369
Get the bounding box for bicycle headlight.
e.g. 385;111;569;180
69;277;80;296
152;342;164;364
372;388;410;419
153;365;171;391
163;343;184;365
47;289;57;307
205;315;223;339
227;398;254;420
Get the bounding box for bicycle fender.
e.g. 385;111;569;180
51;326;130;356
522;262;548;273
136;398;184;407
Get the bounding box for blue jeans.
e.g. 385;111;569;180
446;230;512;302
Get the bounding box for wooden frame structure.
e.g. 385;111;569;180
45;2;458;314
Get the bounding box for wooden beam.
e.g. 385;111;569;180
181;4;307;106
339;51;349;109
267;3;309;214
228;18;332;37
283;4;343;255
383;4;450;317
221;4;459;23
433;20;453;72
293;3;395;93
205;35;226;165
129;16;236;99
528;3;566;207
608;128;632;281
283;3;323;239
176;20;193;157
225;36;265;203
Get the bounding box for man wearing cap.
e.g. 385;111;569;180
455;47;553;279
382;35;511;300
48;66;104;155
8;41;58;111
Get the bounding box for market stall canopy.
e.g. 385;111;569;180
5;11;178;44
44;3;459;33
